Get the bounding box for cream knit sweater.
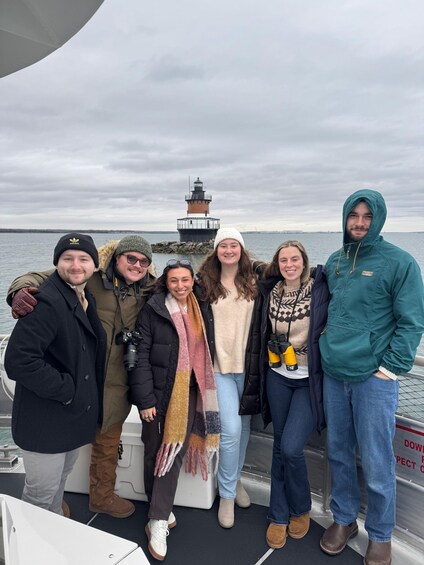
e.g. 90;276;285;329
211;287;254;374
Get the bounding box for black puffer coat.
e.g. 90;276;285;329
129;284;213;415
257;266;329;432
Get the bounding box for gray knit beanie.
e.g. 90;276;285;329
115;235;152;263
53;233;99;267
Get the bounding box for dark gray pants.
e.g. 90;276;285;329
142;386;197;520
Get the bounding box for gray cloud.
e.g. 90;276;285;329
1;0;423;232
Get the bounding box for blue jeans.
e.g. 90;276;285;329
215;372;251;499
323;373;399;542
266;368;314;525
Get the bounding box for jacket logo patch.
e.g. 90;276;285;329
69;237;80;244
361;271;373;277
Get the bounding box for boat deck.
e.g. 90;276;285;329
0;473;364;565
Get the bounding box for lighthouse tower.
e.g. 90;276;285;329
177;178;220;242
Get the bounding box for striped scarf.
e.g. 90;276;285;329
154;291;220;480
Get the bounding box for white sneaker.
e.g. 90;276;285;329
145;519;169;561
168;511;177;529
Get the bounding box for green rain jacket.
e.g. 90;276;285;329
319;189;424;381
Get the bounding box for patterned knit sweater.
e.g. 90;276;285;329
268;278;314;367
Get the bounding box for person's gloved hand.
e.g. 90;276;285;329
11;287;39;319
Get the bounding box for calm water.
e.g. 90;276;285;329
1;231;424;353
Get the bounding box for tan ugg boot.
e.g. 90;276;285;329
288;512;310;539
266;523;287;549
218;498;235;528
235;480;251;508
89;426;135;518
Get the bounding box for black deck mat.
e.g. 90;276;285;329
0;475;362;564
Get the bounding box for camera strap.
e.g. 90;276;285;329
273;284;303;341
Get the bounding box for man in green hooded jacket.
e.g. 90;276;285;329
319;189;424;565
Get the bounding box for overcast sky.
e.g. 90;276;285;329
1;0;423;232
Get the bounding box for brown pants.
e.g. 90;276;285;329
142;386;197;520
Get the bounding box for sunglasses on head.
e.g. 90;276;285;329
123;254;150;267
166;259;192;268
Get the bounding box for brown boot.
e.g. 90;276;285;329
61;500;70;518
288;512;310;539
364;540;392;565
266;523;287;549
90;493;135;518
89;425;135;518
320;521;358;555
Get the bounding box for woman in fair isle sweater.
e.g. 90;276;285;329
257;241;329;550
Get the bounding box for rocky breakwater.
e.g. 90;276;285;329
152;240;213;254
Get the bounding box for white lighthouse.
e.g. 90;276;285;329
177;178;220;242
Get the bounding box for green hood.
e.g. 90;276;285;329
342;189;387;247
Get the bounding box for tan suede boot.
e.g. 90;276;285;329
89;425;135;518
235;480;251;508
218;498;235;528
266;523;287;549
288;512;310;539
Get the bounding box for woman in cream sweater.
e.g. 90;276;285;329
197;228;260;528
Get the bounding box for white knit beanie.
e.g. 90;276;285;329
213;227;245;249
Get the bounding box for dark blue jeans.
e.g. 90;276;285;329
266;367;314;525
324;373;399;541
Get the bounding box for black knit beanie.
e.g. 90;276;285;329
53;233;99;267
115;235;152;263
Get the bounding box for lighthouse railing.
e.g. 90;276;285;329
177;218;220;230
185;193;212;202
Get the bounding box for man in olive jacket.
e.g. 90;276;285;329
5;233;106;516
8;235;155;518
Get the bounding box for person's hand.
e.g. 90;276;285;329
140;407;157;422
11;287;39;319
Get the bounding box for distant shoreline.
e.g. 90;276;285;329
0;228;322;232
0;228;168;234
1;229;422;234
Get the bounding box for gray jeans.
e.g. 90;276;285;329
21;448;79;514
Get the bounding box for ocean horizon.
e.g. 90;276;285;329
1;231;424;357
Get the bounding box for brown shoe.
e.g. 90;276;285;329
320;521;358;555
364;540;392;565
288;512;310;539
89;494;135;518
61;500;70;518
266;523;287;549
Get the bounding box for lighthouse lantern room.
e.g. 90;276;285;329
177;178;220;242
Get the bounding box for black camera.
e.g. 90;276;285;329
267;333;298;371
115;328;142;371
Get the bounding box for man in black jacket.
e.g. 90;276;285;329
5;233;106;516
